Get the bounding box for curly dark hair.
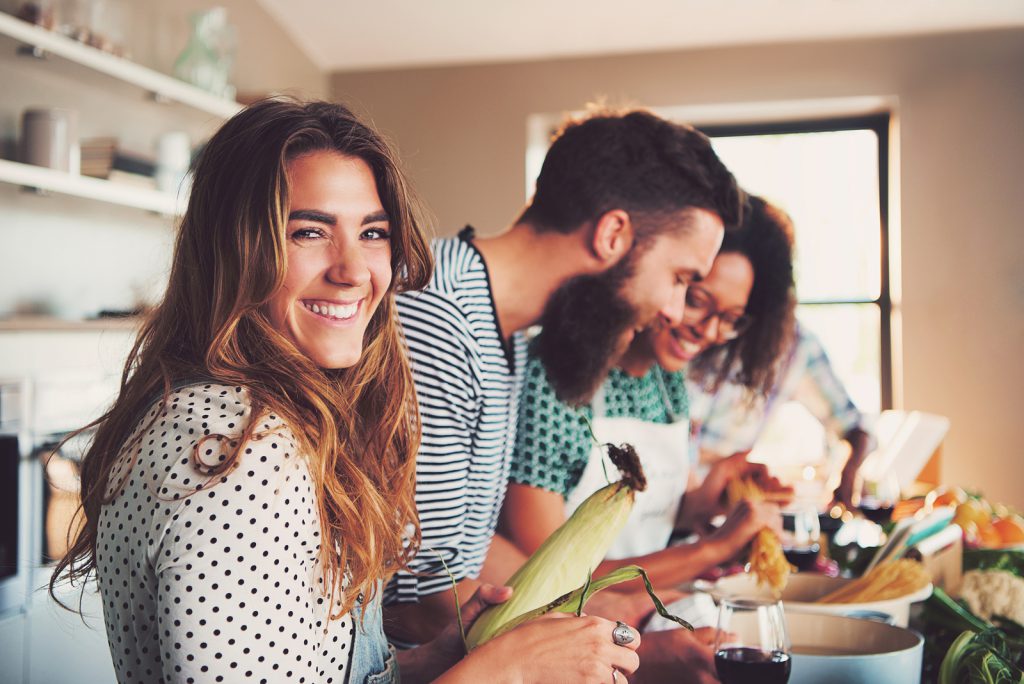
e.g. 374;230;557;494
520;108;743;241
688;195;796;396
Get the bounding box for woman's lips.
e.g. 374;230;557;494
668;329;703;361
301;299;361;323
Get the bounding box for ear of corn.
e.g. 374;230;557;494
466;443;655;649
476;565;694;646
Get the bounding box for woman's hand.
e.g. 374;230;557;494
679;452;793;531
708;499;783;560
441;613;642;683
832;427;874;508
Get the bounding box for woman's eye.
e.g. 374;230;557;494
290;227;326;240
362;226;391;241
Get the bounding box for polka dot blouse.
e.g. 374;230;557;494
95;384;355;683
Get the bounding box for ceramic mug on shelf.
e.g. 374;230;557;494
20;108;80;174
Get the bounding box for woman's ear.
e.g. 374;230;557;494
590;209;634;265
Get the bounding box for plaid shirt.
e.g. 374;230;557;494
687;322;865;459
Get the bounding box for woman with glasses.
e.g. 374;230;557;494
500;195;796;588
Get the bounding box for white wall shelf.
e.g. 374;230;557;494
0;12;242;120
0;158;184;214
0;315;140;331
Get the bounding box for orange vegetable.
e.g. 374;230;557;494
993;517;1024;545
930;486;968;508
977;522;1003;548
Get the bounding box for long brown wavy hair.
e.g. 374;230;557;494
688;195;797;397
51;98;433;617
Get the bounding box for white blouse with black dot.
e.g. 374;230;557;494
95;383;355;684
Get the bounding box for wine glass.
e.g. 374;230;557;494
713;598;791;684
859;471;901;524
781;503;822;572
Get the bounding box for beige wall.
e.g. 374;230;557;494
331;29;1024;509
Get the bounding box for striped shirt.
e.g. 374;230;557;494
385;228;527;604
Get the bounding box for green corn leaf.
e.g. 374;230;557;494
476;565;692;647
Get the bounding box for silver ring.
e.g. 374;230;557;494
612;669;621;684
612;620;635;646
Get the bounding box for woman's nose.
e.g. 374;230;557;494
326;241;370;287
698;315;721;342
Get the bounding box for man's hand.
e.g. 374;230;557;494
397;583;513;684
384;576;481;645
633;628;719;684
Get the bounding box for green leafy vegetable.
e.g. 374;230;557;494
938;628;1024;684
964;549;1024;577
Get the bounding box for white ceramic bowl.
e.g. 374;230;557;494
785;611;923;684
710;572;933;627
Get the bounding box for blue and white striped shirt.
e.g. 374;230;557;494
385;229;526;604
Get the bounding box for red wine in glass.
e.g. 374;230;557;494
715;647;792;684
783;543;821;571
713;598;791;684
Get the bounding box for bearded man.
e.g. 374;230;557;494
384;109;741;671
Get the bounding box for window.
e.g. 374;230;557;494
699;115;893;413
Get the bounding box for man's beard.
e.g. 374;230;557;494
532;256;639;407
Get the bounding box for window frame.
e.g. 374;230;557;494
699;114;894;409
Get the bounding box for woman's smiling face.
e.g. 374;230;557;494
648;251;755;373
266;151;393;369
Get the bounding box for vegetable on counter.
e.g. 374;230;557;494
923;587;1024;683
960;570;1024;626
964;548;1024;576
938;628;1024;684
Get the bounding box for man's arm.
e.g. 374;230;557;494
386;291;483;644
794;326;875;506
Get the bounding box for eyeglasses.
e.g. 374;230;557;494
682;286;753;341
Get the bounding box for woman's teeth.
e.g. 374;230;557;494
679;340;701;356
303;301;358;320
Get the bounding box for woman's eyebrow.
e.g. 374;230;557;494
362;210;389;225
289;209;336;224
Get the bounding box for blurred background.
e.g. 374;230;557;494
0;2;1021;681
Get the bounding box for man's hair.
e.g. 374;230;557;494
520;108;743;239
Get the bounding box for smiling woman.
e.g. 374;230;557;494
268;152;395;369
48;98;644;684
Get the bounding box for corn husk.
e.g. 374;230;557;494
465;444;690;649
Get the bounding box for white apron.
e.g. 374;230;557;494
564;373;690;560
